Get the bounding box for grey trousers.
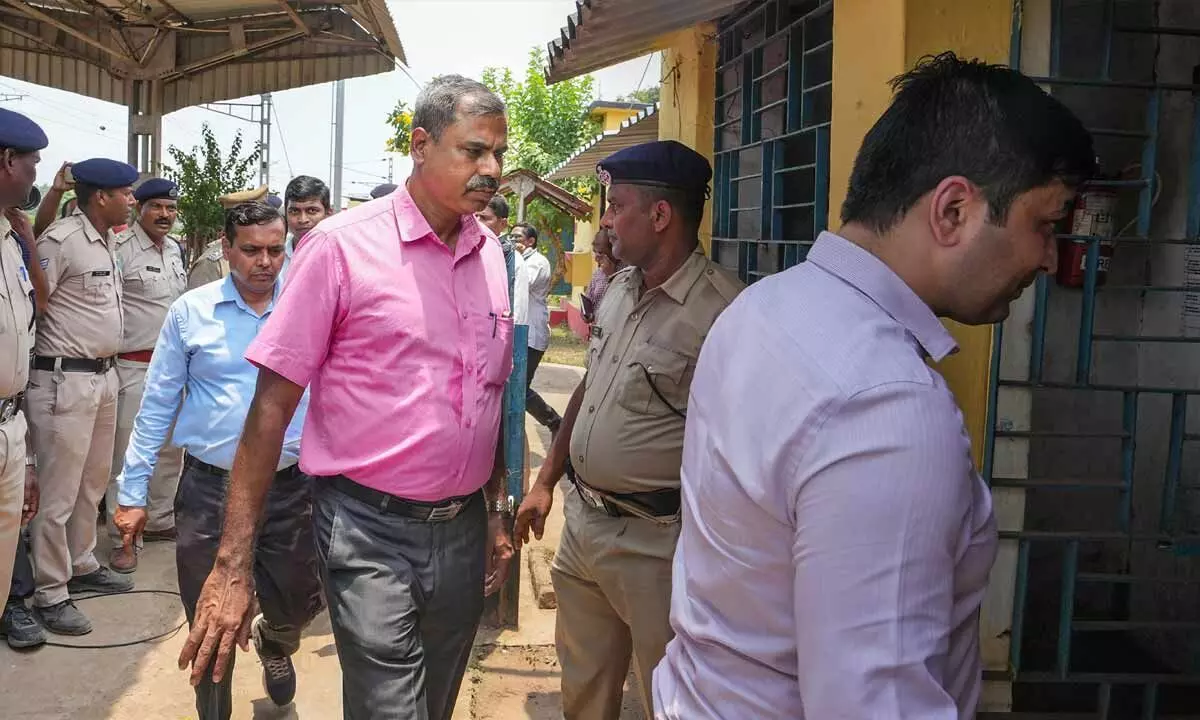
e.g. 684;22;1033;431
176;458;324;720
311;479;486;720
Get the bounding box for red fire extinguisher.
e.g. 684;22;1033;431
1056;178;1117;288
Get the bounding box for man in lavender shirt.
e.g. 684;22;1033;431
654;53;1095;719
177;75;515;720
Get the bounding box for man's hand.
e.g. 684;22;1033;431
178;563;255;685
114;505;148;541
483;512;514;596
513;481;554;550
5;208;33;247
51;162;73;193
21;466;38;526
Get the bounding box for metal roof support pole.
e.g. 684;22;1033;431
127;79;164;179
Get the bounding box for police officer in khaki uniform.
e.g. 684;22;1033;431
106;178;187;573
28;157;138;635
186;185;269;290
514;141;744;719
0;109;47;623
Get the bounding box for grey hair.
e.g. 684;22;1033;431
413;74;505;141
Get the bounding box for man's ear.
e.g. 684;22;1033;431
927;175;982;248
410;127;431;166
651;199;673;233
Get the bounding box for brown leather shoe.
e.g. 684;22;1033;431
109;545;137;574
142;527;177;542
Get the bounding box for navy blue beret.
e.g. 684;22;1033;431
0;108;47;152
133;177;178;203
266;194;283;209
370;183;397;199
597;140;712;197
72;158;139;189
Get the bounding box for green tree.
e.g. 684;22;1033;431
618;86;660;105
385;100;413;155
481;47;600;178
164;123;260;251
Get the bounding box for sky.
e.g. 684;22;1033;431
0;0;662;204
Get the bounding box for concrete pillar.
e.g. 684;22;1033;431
658;23;717;254
127;79;164;179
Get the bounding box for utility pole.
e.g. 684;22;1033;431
259;93;272;188
331;80;345;210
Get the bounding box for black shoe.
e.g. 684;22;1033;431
253;615;296;706
34;600;92;636
68;566;134;595
1;601;46;648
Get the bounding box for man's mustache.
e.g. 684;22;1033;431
466;175;499;193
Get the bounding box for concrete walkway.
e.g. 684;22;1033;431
0;363;647;720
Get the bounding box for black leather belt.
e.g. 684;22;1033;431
0;393;22;424
567;464;680;519
329;475;478;523
183;453;301;481
32;355;116;374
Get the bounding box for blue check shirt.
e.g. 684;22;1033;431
116;275;308;507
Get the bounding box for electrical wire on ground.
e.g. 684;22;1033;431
41;588;186;650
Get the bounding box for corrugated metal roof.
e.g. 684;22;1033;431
499;169;593;219
544;0;744;84
547;103;658;181
0;2;404;111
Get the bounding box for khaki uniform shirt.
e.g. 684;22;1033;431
569;250;744;494
35;211;123;359
0;216;34;398
115;222;186;352
186;239;228;291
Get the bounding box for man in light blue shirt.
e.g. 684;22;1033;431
511;223;563;434
113;202;322;719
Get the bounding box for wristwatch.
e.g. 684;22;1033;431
487;495;514;515
25;452;36;468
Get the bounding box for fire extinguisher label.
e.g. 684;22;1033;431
1078;253;1113;272
1071;192;1117;237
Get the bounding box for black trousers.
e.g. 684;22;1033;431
176;458;324;720
525;347;562;430
7;528;32;602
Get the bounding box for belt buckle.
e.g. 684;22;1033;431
425;501;462;523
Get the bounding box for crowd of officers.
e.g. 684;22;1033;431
0;106;350;655
0;97;741;720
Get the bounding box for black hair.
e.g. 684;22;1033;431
487;194;509;219
841;52;1095;233
75;183;101;209
223;202;285;244
285;175;331;211
414;74;505;141
636;185;705;237
512;223;537;243
59;196;77;218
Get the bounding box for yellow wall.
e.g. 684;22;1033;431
658;23;718;254
829;0;1010;468
596;107;643;132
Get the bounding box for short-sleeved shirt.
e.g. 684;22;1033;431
569;250;743;494
115;222;187;353
187;239;227;291
0;217;34;398
245;184;514;502
35;211;122;359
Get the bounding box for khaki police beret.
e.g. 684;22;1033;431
218;184;269;209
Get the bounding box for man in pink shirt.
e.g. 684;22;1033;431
178;75;516;720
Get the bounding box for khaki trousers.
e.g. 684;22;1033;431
551;486;680;720
105;358;182;537
0;411;27;599
27;367;118;607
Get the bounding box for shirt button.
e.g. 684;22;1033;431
465;363;473;372
630;313;639;321
466;420;473;428
578;455;584;463
611;355;618;363
461;311;468;319
588;405;595;413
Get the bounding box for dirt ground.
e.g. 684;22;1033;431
0;363;646;720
